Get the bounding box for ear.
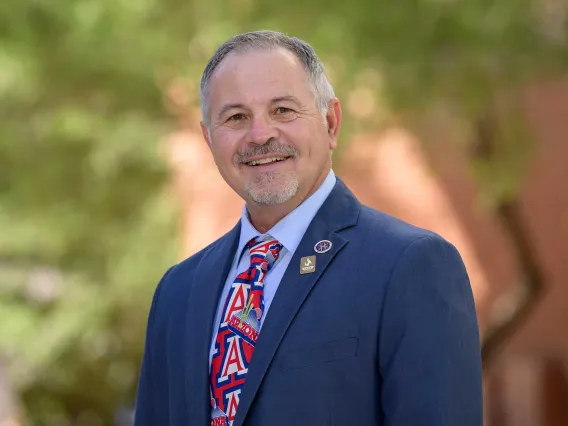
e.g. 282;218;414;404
325;98;342;150
200;121;213;152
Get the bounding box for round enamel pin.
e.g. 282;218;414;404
314;240;332;254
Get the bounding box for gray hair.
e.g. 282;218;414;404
199;30;335;127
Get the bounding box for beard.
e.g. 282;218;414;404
244;170;300;205
234;140;301;205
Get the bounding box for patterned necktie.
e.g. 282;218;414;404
210;236;283;426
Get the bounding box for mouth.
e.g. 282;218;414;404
244;156;291;167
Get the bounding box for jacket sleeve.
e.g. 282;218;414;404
378;235;483;426
134;266;174;426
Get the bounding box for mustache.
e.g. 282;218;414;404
234;140;300;164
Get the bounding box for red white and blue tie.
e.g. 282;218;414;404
210;237;283;425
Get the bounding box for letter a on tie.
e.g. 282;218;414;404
210;237;282;424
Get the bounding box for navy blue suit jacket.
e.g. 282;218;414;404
134;179;483;426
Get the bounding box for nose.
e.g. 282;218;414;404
247;114;279;145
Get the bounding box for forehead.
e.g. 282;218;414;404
207;48;314;109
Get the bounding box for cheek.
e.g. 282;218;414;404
283;121;319;154
211;135;239;166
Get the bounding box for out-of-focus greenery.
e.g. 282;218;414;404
1;0;567;424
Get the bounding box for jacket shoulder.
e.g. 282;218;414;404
358;205;439;242
352;205;460;263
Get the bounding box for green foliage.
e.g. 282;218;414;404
0;0;185;424
1;0;567;424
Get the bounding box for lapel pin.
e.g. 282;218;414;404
300;256;316;274
314;240;332;254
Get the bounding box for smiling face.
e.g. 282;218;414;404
201;48;341;207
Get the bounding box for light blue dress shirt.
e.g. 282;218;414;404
208;169;337;366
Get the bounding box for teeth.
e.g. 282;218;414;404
247;157;286;166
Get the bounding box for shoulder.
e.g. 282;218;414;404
346;204;462;271
327;179;446;253
357;204;444;247
347;206;470;312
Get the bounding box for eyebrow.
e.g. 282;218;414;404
270;95;302;106
216;96;303;119
217;103;246;119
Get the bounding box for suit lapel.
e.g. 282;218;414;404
184;223;241;424
232;179;361;426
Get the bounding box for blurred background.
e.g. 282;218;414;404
1;0;568;425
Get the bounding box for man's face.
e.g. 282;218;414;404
201;48;340;206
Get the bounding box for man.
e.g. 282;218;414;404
134;30;483;426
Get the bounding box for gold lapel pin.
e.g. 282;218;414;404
300;255;316;274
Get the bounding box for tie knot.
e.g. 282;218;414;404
247;236;283;272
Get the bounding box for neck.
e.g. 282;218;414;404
246;168;330;234
246;204;293;234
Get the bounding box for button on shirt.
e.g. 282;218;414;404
208;169;337;366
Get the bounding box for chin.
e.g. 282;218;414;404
245;177;300;205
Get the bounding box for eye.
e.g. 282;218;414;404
274;107;293;114
227;113;245;122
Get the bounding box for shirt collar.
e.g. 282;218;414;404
237;169;337;257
